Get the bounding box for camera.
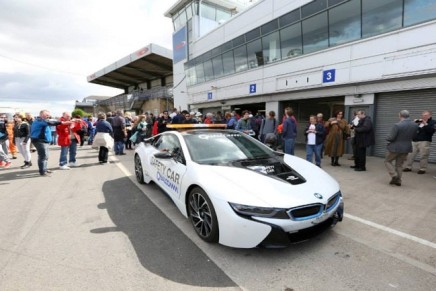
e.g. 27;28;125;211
415;119;423;123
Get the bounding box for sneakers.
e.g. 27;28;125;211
403;168;412;172
389;176;401;186
21;161;32;169
3;162;11;169
60;165;71;170
68;162;79;167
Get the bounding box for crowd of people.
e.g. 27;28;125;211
0;107;434;186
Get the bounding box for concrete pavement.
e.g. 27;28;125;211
0;143;435;290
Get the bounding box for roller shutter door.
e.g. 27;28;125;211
374;89;436;163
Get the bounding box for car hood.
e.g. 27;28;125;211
197;155;340;208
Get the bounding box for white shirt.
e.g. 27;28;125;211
307;124;316;145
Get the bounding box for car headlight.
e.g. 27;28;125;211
229;202;288;219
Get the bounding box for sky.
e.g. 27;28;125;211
0;0;175;117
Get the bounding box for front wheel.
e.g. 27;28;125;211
188;187;219;243
134;154;145;184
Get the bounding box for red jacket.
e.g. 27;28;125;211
56;118;81;146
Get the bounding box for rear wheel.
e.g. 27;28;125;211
134;154;145;184
188;187;219;243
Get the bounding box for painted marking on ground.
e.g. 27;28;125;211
344;213;436;249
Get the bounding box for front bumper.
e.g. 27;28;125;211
257;199;344;248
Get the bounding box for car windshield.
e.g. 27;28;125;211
183;130;274;164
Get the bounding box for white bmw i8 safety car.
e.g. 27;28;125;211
134;124;344;248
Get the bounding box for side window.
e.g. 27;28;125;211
155;134;186;164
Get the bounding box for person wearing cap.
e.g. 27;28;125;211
194;112;203;123
13;113;32;169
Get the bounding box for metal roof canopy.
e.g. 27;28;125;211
87;44;173;90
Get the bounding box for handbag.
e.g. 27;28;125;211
343;130;350;140
129;131;139;142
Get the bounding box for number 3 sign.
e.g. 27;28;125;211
323;69;336;83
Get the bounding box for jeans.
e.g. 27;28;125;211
284;138;295;155
15;137;31;162
306;144;322;166
114;140;125;154
59;140;77;166
0;141;10;162
33;141;49;175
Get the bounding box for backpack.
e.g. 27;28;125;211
79;122;88;135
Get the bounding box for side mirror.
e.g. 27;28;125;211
153;151;173;159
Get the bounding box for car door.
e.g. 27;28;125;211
151;133;187;199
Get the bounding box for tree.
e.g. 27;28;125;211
72;108;86;118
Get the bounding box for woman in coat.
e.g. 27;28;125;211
92;112;114;164
324;111;349;166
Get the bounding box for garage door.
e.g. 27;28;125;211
374;89;436;163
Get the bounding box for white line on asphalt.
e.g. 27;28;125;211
344;213;436;249
113;157;132;177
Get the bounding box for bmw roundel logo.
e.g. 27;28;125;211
314;193;323;199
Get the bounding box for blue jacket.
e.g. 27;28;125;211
31;117;60;143
282;117;297;139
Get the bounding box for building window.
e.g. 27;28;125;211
186;3;193;19
362;0;403;38
280;22;302;58
202;2;216;21
262;31;281;64
301;0;327;19
195;63;205;84
203;60;214;81
246;39;263;68
222;51;235;75
329;0;361;46
179;8;187;26
246;28;260;42
186;66;196;86
279;9;300;27
217;7;231;23
261;19;279;35
234;45;248;72
404;0;436;26
302;12;328;54
212;55;224;78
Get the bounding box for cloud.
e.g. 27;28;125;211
0;0;175;115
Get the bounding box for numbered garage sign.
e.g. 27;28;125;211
323;69;336;83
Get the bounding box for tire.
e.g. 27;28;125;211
188;187;219;243
134;154;145;184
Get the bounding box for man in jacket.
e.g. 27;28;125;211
0;114;12;168
31;110;71;176
282;108;297;155
56;112;82;170
403;110;435;174
384;110;418;186
350;110;375;171
112;109;127;155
